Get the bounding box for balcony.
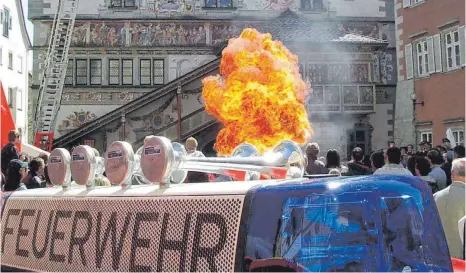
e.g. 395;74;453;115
305;85;375;114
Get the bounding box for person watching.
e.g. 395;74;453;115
370;150;385;172
454;145;465;159
3;159;28;191
414;156;438;193
1;130;21;175
373;147;413;176
185;137;205;157
25;157;46;189
305;143;328;175
427;149;447;191
434;158;466;259
345;147;372;176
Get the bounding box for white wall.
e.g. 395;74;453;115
331;0;385;18
369;103;393;151
0;0;29;143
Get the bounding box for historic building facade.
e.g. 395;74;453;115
394;0;465;148
28;0;397;158
1;0;31;143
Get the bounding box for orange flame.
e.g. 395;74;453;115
202;28;313;155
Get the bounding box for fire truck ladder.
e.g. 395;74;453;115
33;0;79;136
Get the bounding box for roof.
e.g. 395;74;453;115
261;9;387;45
15;0;32;49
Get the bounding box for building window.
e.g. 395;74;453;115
300;0;323;11
153;59;164;85
204;0;233;8
2;7;9;38
110;0;135;7
109;59;120;85
65;59;73;85
17;56;22;73
416;40;429;76
8;87;13;108
7;51;12;69
90;59;102;85
76;59;88;85
451;129;464;146
445;29;461;70
122;59;133;85
17;89;22;111
420;131;433;144
140;59;151;85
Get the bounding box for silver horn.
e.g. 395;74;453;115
192;140;306;179
140;136;302;186
104;141;149;187
70;145;105;189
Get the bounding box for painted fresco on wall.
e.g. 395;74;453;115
130;22;206;46
307;63;370;85
211;22;264;45
89;22;127;47
72;22;89;46
337;22;379;39
57;110;97;135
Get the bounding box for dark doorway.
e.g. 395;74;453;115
347;121;373;159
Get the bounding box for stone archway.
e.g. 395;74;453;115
177;59;194;77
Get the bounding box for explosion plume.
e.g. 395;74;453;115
202;28;313;155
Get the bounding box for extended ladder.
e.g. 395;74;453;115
33;0;79;140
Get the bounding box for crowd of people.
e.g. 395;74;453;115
1;130;465;258
304;139;466;259
1;130;51;191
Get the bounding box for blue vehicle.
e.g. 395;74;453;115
1;175;453;272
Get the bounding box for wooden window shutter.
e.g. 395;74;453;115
405;43;414;79
403;0;411;8
459;25;465;67
427;36;435;74
433;34;443;72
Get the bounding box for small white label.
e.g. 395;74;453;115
72;153;85;161
144;145;161;155
50;156;62;164
107;150;123;159
402;266;412;272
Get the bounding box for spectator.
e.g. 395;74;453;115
454;145;465;159
345;147;372;176
442;138;453;151
434;158;466;259
25;157;46;189
374;147;413;176
443;150;454;187
407;144;414;155
325;149;346;173
427;149;447;190
185;137;205;157
389;141;396;148
1;130;21;175
3;159;28;191
19;153;29;162
370;150;385;171
418;141;429;156
305;143;328;175
406;156;416;176
414;156;438;193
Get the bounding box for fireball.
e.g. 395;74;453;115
202;28;313;155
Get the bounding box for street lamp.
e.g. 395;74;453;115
410;92;424;148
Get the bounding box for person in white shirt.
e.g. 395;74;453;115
434;158;466;259
374;147;413;176
184;137;205;158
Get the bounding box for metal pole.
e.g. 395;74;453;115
412;102;417;150
121;112;126;141
177;85;182;142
